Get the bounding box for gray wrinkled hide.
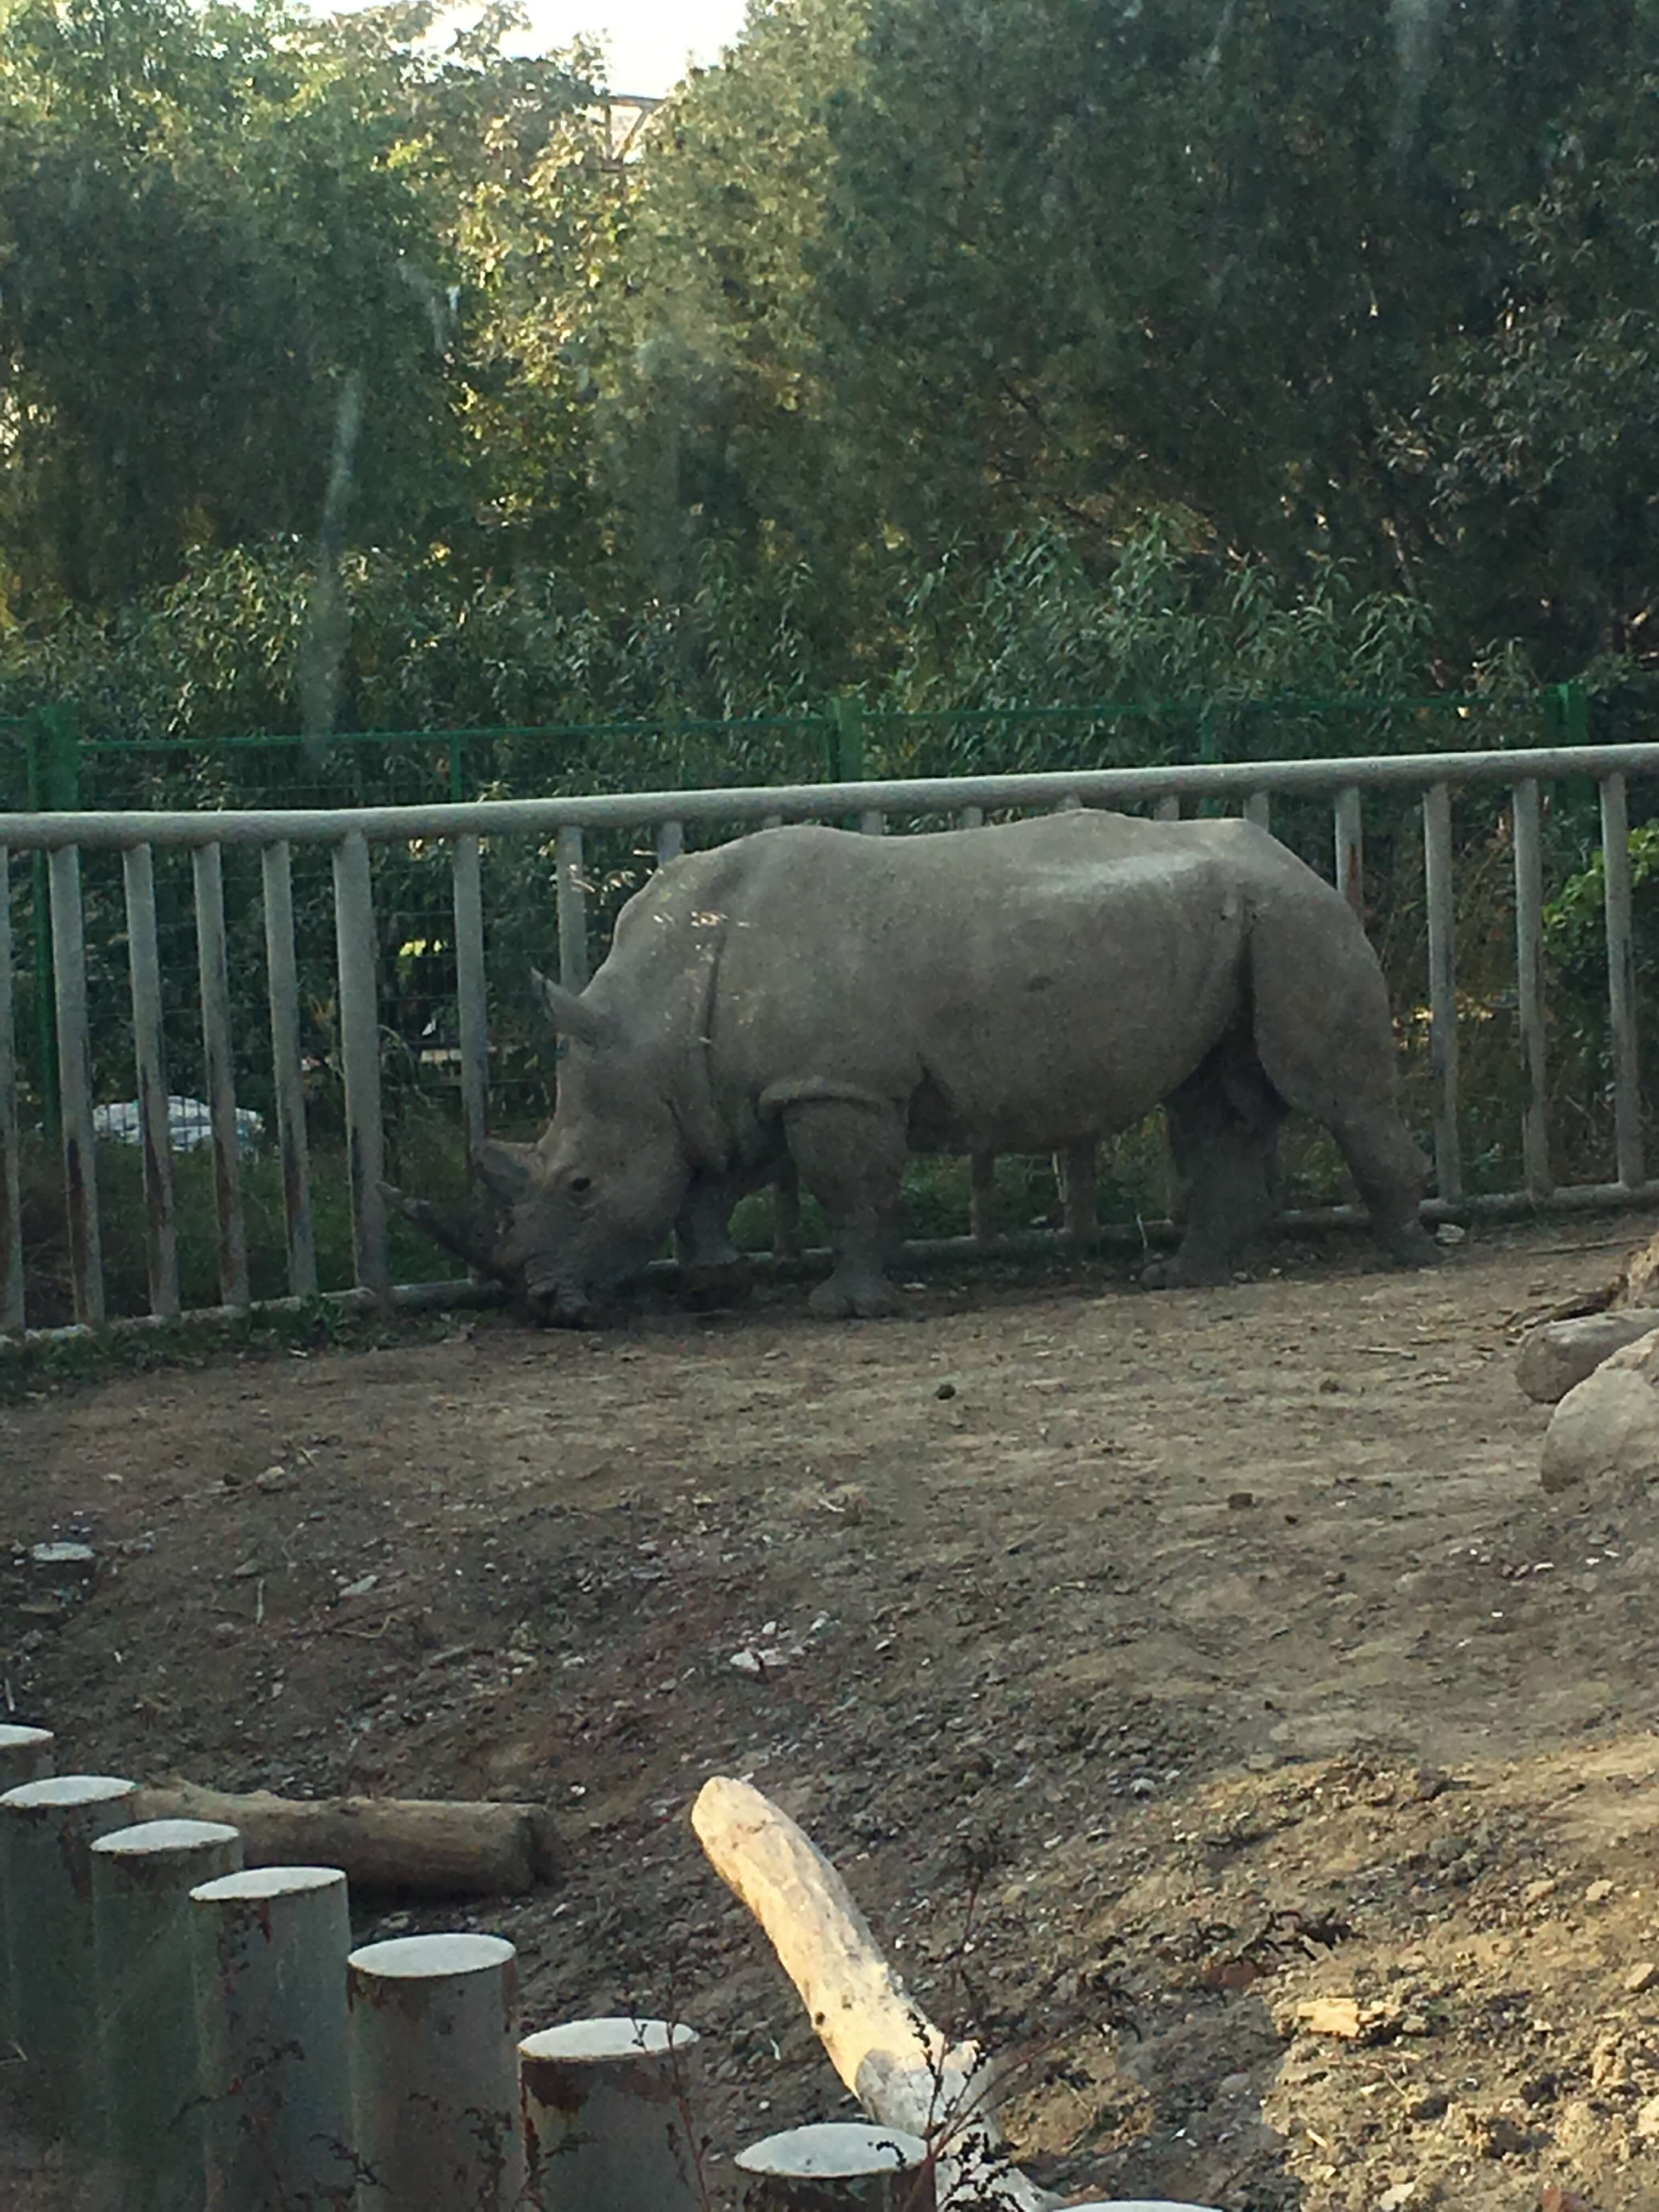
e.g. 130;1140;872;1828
450;814;1434;1322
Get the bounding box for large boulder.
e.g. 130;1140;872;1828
1541;1323;1659;1493
1518;1307;1659;1403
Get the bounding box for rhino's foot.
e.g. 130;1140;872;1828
809;1272;902;1320
1378;1219;1441;1270
679;1258;754;1312
1141;1252;1234;1291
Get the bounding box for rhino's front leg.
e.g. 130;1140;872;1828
781;1100;906;1319
674;1164;772;1311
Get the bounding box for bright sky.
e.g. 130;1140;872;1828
516;0;753;98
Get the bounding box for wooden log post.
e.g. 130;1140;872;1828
190;1865;356;2212
0;1725;54;2053
692;1777;1055;2211
347;1932;524;2212
735;2120;935;2210
0;1773;135;2137
520;2017;702;2212
91;1817;244;2209
132;1781;555;1897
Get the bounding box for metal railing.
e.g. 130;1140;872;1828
3;740;1658;1341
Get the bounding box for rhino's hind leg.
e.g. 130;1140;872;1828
1144;1043;1286;1289
781;1100;906;1319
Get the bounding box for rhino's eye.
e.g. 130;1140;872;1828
568;1173;592;1196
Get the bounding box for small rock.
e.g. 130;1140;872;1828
1637;2096;1659;2143
29;1541;96;1582
1523;1877;1558;1905
338;1573;379;1599
1626;1960;1657;1995
1379;2186;1416;2211
1227;1489;1256;1510
1435;1221;1466;1246
210;1620;238;1644
1406;2090;1448;2122
254;1464;287;1492
1585;1878;1615;1904
1128;1775;1156;1799
934;1380;957;1400
1295;1996;1363;2039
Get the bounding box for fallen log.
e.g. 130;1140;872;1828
692;1775;1057;2212
131;1783;555;1897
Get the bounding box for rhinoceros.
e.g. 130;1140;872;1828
388;811;1433;1322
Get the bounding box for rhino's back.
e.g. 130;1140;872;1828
672;812;1307;1152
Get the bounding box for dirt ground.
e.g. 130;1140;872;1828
7;1217;1659;2211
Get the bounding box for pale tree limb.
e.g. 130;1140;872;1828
692;1775;1058;2212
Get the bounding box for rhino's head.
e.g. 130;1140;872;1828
386;970;693;1327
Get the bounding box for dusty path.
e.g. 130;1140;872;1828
6;1220;1659;2209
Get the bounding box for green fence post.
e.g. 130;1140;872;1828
447;731;467;804
825;696;865;787
24;705;78;1142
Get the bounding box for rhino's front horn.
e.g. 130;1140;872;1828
473;1138;540;1205
380;1180;511;1278
530;968;610;1047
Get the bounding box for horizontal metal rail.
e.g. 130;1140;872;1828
3;740;1658;1346
4;738;1659;850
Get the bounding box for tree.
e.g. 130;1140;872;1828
0;0;592;614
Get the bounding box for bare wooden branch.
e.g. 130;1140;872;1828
691;1776;1056;2212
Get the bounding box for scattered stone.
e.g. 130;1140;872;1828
1517;1309;1659;1404
1585;1878;1615;1904
255;1464;288;1492
1379;2186;1416;2211
934;1380;957;1400
1227;1490;1256;1510
1636;2096;1659;2142
1625;1960;1658;1995
1541;2186;1600;2212
1523;1878;1558;1906
1406;2091;1449;2122
1455;2105;1530;2157
210;1621;238;1644
1295;1996;1363;2039
1436;1222;1466;1246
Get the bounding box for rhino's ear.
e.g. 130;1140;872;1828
530;967;611;1048
475;1138;540;1206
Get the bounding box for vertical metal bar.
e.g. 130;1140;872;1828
1334;786;1364;919
262;843;317;1299
193;844;249;1310
1423;782;1462;1204
762;812;783;832
122;845;179;1318
655;820;685;867
452;834;489;1163
0;847;24;1333
556;825;589;992
969;1153;998;1245
858;809;885;836
1155;794;1181;822
1511;780;1551;1199
772;1157;802;1261
48;845;103;1324
332;833;391;1305
1601;771;1645;1187
1243;791;1271;831
955;806;984;831
1053;792;1084;813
